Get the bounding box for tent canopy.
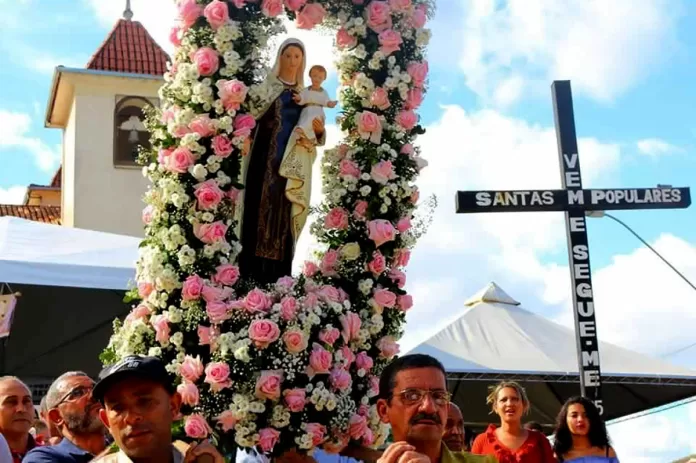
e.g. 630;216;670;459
0;217;140;290
403;282;696;427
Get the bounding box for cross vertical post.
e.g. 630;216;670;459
552;81;603;411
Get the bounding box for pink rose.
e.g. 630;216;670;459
137;282;154;298
157;147;173;165
194;221;228;244
198;325;219;346
309;344;332;375
329;368;352;391
340;346;355;367
339;159;360;179
400;143;414;155
370;160;396;185
194;179;225;210
184;414;211;439
353;200;368;220
189;114;216;138
178;0;203;29
368;252;386;275
258;428;281;453
276;276;295;292
284;0;307;11
216;410;237;432
177;382;200;406
204;362;232;392
367;219;397;247
410;4;428;28
374;288;397;308
233;113;256;138
213;264;240;286
370;87;391;110
363;428;375;446
202;284;232;303
249;319;281;348
280;296;298;320
396;110;418;131
284;388;306;412
389;0;412;12
261;0;284;17
165;147;195;173
179;355;205;382
206;301;231;324
378;29;403;55
339;312;361;343
125;304;151;324
336;28;357;50
283;329;308;354
255;370;283;400
405;88;424;110
377;335;400;358
396;216;412;233
318;285;340;303
169;26;182;47
230;0;247;7
408;61;429;88
203;0;229;29
393;248;411;267
355;111;382;143
318;327;340;345
349;414;368;440
296;3;326;29
320;249;339;276
142;205;154;225
303;261;319;277
389;268;406;288
211;135;234;158
228;187;240;204
355;352;374;371
325;207;349;230
368;375;380;395
365;1;392;33
193;47;220;77
244;288;272;313
151;315;170;344
172;124;190;138
398;294;413;311
217;79;248;111
305;423;326;447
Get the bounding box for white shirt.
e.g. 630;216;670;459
0;434;12;463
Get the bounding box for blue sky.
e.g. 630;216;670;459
1;0;695;460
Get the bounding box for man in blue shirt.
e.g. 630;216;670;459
24;372;107;463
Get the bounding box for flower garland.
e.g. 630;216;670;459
102;0;433;457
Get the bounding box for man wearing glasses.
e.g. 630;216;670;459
24;372;106;462
376;355;496;463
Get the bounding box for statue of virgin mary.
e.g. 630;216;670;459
236;38;326;285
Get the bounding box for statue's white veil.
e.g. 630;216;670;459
271;38;306;89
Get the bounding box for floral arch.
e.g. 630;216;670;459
103;0;433;457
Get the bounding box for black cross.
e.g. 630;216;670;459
455;81;691;415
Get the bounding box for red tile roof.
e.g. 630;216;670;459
86;19;169;76
0;205;61;224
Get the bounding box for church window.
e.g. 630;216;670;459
113;96;157;167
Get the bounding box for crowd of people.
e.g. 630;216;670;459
0;353;618;463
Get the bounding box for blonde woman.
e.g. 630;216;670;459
471;381;556;463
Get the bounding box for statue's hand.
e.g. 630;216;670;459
312;118;325;137
242;137;251;156
327;100;338;109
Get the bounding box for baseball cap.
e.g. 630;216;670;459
93;355;174;403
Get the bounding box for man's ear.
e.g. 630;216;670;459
376;398;391;424
47;408;64;428
99;408;110;429
170;392;182;420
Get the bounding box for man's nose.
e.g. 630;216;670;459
123;408;144;425
418;394;438;413
452;425;464;435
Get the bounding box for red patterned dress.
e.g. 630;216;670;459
471;424;557;463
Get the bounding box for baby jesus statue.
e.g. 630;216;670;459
293;64;337;142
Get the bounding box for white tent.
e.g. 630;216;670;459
403;282;696;427
0;216;140;290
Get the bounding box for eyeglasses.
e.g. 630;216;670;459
395;388;451;406
55;385;93;407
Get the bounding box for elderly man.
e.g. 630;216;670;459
38;395;62;445
443;403;465;452
0;376;38;462
91;355;225;463
24;371;106;462
376;354;496;463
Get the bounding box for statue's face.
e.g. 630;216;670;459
280;45;303;78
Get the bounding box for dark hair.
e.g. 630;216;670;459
553;396;610;459
309;65;327;76
378;354;447;400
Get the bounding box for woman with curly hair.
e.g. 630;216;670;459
552;397;618;462
471;381;556;462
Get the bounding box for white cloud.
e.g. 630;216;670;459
0;110;59;171
459;0;681;105
0;186;27;205
636;137;682;157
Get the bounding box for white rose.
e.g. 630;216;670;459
341;242;361;261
